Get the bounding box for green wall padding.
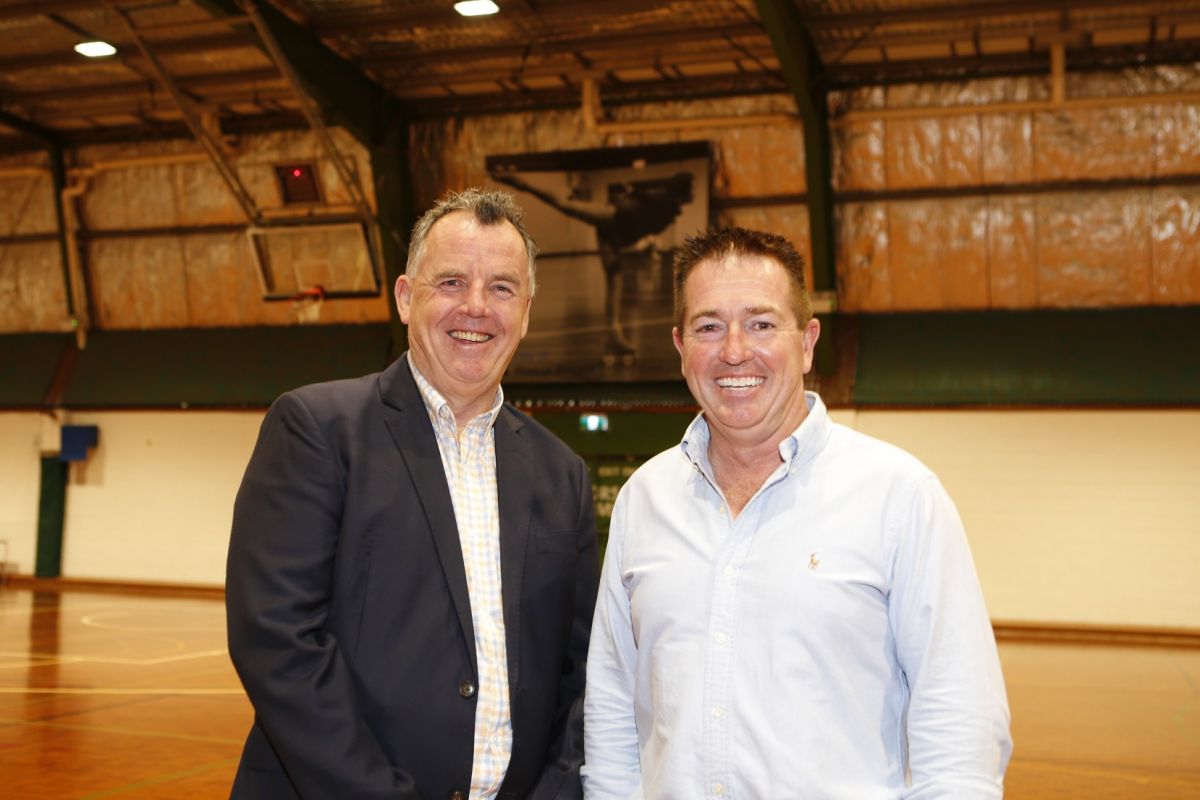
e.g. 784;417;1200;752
35;457;67;578
61;325;393;408
854;308;1200;405
0;333;71;407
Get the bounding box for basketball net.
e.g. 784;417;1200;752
290;285;325;324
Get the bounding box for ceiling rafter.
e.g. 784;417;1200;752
0;0;1194;147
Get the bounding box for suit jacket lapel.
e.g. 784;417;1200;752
494;407;531;693
379;357;477;672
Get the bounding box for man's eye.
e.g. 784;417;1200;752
752;321;775;331
492;284;515;296
440;278;464;289
696;323;719;333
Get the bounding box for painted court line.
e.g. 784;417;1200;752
0;648;230;667
0;687;244;695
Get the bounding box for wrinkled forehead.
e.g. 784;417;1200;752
422;213;528;265
682;253;798;321
687;253;787;292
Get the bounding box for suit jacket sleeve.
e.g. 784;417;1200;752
226;390;421;799
528;455;600;800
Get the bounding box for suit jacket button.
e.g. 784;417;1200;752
459;680;477;699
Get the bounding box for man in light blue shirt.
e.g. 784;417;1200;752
582;227;1011;799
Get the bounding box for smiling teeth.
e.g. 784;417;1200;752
451;330;491;342
717;376;763;388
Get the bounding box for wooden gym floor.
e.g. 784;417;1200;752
1;585;1198;798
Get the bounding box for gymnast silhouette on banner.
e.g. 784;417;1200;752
487;143;709;381
493;171;694;365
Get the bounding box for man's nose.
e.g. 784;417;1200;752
463;282;489;316
720;326;750;363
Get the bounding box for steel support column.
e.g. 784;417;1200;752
754;0;837;374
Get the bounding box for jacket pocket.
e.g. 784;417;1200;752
532;529;577;554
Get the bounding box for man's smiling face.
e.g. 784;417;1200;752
395;211;531;420
673;254;819;448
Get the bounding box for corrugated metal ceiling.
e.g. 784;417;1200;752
0;0;1197;147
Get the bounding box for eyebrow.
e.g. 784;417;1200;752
427;267;523;285
688;304;781;324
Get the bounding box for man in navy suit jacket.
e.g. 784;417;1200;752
226;189;599;799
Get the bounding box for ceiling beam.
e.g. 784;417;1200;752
6;68;287;105
0;107;61;144
754;0;836;300
313;0;682;35
803;0;1192;30
361;22;768;70
0;33;256;73
379;44;779;91
0;0;97;21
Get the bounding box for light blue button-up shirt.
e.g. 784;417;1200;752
583;392;1011;799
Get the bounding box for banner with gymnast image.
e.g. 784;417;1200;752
486;142;711;382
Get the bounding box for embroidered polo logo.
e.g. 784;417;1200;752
809;552;820;570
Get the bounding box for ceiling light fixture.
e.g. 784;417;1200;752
74;41;117;58
454;1;499;17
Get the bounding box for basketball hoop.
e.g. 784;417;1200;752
289;285;326;324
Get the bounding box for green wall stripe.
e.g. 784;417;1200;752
854;308;1200;405
0;333;72;408
60;325;393;408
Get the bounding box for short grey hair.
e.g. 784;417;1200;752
406;188;538;296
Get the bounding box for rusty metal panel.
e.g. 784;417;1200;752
0;170;58;234
1034;106;1156;181
885;116;984;188
987;197;1038;308
716;119;806;198
1035;190;1153;307
1154;102;1200;176
887;198;989;309
0;243;67;333
718;204;812;287
980;114;1034;184
178;232;265;327
1152;187;1200;305
178;232;390;328
79;130;376;230
833;120;886;192
90;237;192;329
88;164;187;229
836;202;891;311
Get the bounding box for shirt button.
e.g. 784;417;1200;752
714;632;728;645
723;565;735;577
718;504;726;515
712;706;725;719
713;782;725;796
458;680;477;699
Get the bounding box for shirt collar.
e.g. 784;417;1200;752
681;390;832;472
407;352;504;430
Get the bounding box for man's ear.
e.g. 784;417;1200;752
395;275;412;324
673;327;687;376
802;317;821;374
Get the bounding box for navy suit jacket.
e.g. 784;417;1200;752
226;356;599;799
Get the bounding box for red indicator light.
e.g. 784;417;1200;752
292;168;303;178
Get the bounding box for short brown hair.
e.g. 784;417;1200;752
407;188;539;295
672;227;811;329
